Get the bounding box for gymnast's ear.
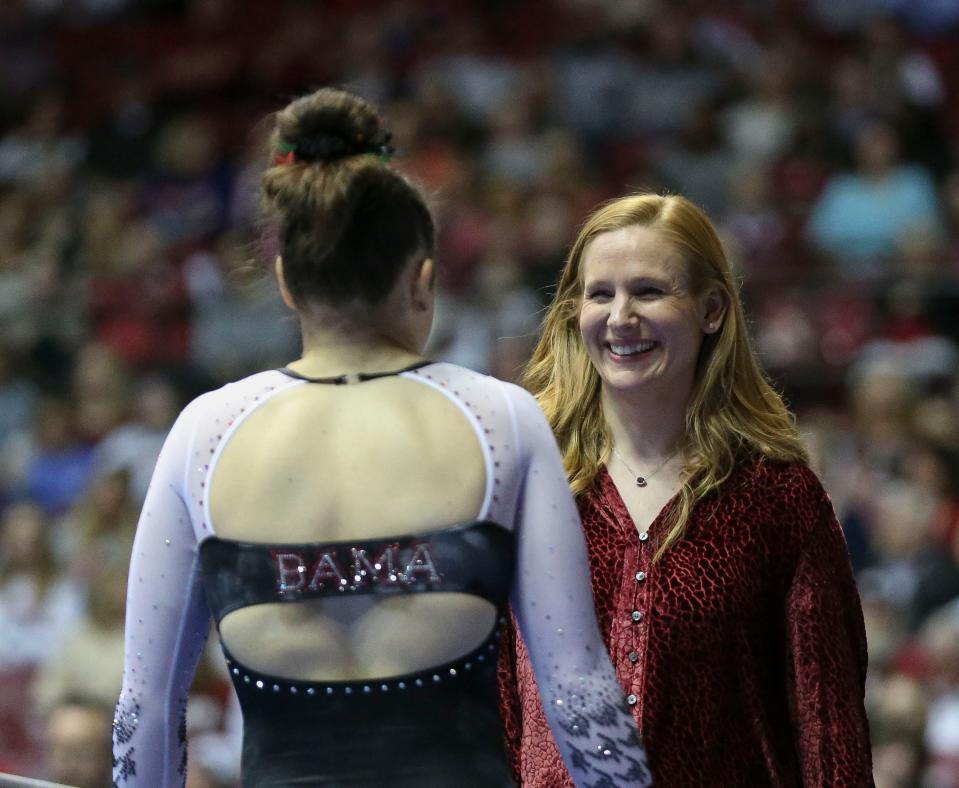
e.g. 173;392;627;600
410;256;434;312
275;256;297;311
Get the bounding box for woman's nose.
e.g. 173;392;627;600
608;296;637;328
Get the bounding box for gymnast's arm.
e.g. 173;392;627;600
113;398;213;787
507;387;653;788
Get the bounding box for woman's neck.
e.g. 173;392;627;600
289;315;424;377
602;386;689;463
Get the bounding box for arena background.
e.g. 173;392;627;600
2;0;959;785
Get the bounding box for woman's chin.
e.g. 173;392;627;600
600;371;656;397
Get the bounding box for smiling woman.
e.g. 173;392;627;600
578;224;726;412
499;193;875;787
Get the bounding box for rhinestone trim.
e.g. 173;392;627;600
223;617;505;697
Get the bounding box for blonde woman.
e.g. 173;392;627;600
498;194;873;787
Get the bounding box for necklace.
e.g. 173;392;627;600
612;446;679;488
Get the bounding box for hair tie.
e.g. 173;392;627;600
274;141;296;166
369;128;395;162
273;130;396;166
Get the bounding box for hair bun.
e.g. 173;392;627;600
274;88;394;164
261;86;435;307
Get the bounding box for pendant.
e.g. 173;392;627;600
635;477;648;488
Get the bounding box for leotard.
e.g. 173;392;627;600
112;362;652;787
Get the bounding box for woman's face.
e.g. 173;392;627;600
578;224;719;402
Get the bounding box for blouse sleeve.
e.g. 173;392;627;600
113;399;213;787
784;470;873;787
508;388;652;788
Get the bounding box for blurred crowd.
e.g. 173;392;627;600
1;0;959;785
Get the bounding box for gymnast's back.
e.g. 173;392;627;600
112;87;651;788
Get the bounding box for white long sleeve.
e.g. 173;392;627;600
505;386;652;787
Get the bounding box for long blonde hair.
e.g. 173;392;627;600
524;194;807;560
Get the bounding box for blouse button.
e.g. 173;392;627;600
639;531;649;542
626;694;638;705
635;571;646;582
628;651;639;663
631;610;643;622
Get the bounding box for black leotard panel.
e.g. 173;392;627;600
201;521;516;787
198;520;514;622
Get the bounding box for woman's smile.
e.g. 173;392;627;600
606;339;659;361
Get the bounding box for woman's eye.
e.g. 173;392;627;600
586;290;612;300
637;287;663;297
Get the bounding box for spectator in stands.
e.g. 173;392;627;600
654;101;733;217
722;49;798;164
0;342;36;447
0;501;83;773
57;468;137;578
858;480;959;630
43;696;113;788
0;501;83;670
4;399;95;516
867;675;927;788
185;232;297;385
33;560;126;715
0;89;84;185
808;120;941;277
94;373;181;502
86;218;192;367
919;606;959;786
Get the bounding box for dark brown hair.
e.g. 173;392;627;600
261;87;435;306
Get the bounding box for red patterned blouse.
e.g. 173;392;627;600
498;459;874;787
